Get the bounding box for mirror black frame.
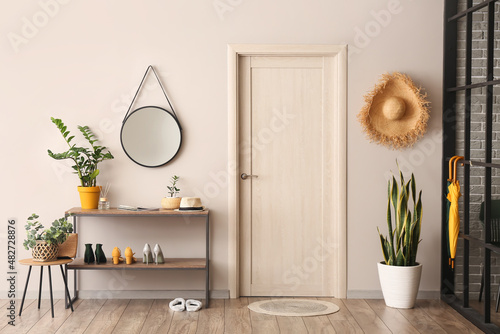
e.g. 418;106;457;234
120;105;182;168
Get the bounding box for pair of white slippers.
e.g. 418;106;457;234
169;298;202;312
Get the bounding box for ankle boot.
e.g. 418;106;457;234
95;243;107;264
84;244;95;264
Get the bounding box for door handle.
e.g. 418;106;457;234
241;173;258;180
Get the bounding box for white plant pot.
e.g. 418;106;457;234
377;262;422;309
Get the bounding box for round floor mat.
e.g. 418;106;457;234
247;299;340;317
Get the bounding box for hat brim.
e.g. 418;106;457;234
358;72;430;150
174;206;206;212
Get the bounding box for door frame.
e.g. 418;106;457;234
227;44;347;298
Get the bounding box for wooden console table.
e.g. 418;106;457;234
64;207;210;307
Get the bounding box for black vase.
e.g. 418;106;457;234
84;244;95;264
95;244;106;264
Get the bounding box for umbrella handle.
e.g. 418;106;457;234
448;156;460;181
453;156;464;181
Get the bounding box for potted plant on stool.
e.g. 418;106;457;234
377;164;423;309
48;118;114;209
23;214;74;262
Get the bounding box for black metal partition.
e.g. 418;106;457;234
442;1;500;332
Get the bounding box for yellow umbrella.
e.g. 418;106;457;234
447;156;463;269
445;157;457;264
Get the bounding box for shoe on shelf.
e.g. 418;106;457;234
143;243;153;264
84;244;95;264
95;243;107;264
124;247;136;265
169;298;185;312
153;244;165;264
112;247;121;264
186;299;202;312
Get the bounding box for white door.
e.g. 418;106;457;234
238;53;345;297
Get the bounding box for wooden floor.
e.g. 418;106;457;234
0;297;485;333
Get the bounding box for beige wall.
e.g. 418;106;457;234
0;0;443;297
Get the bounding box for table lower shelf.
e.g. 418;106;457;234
67;258;207;270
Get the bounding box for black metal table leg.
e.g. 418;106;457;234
19;266;32;316
48;266;54;318
206;214;210;308
73;216;78;303
38;266;43;309
65;265;69;309
60;265;73;312
205;262;209;308
64;265;68;309
65;265;78;309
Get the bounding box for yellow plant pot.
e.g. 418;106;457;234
161;197;181;210
78;186;101;209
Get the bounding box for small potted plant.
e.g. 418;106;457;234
48;117;114;209
23;214;74;262
161;175;181;210
377;163;423;309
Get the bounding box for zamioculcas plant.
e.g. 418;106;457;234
48;118;114;187
378;165;423;266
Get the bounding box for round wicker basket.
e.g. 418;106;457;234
32;240;58;262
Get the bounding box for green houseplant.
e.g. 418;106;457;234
23;214;74;262
377;164;423;308
161;175;181;210
167;175;180;197
48;117;114;209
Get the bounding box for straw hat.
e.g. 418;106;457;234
177;197;205;211
357;72;430;150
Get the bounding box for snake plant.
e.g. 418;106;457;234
378;165;423;266
48;117;114;187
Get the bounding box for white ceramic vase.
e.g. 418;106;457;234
377;262;422;309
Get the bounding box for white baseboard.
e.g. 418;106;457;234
347;290;440;299
78;290;230;299
11;289;230;300
10;289;440;300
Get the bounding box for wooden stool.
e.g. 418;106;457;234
18;258;74;318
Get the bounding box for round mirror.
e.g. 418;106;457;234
120;106;182;167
